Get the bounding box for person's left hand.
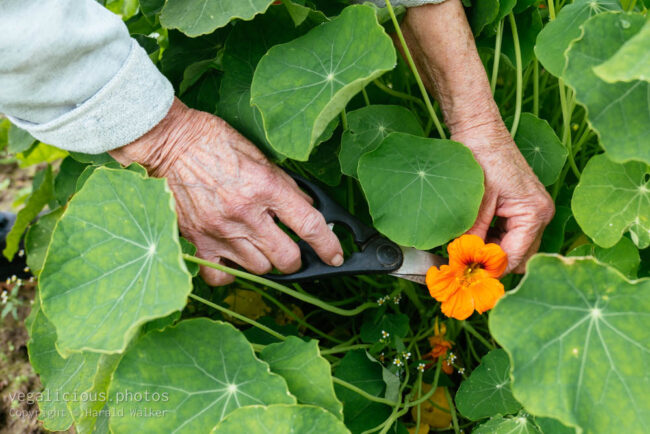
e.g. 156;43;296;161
452;122;555;274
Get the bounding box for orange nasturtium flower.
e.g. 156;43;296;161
426;234;507;320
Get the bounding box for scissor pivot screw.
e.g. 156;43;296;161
377;244;402;268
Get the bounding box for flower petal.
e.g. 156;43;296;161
426;265;459;302
447;234;486;269
440;289;475;320
478;243;508;277
468;277;504;314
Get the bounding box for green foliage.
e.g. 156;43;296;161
568;237;641;278
212;404;350;434
564;12;649;164
594;19;650;83
358;133;484;249
572;154;649;249
108;319;295;433
490;255;650;433
472;413;541;434
251;5;396;160
7;124;36;154
39;168;192;355
260;337;343;419
455;349;521;420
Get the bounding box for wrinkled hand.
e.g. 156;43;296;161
452;123;555;274
109;98;343;285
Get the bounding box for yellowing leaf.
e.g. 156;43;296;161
411;385;451;429
223;289;271;323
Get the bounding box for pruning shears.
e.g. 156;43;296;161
263;173;446;284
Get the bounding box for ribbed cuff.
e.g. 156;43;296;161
9;39;174;154
363;0;447;7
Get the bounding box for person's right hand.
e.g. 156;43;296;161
109;98;344;285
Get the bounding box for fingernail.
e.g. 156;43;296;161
332;254;344;267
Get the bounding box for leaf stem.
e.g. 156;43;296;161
341;108;349;131
461;321;495;350
362;87;371;106
490;20;504;95
444;387;460;434
188;293;286;341
533;58;539;116
373;79;426;112
332;377;399;406
384;0;446;139
508;13;523;138
320;344;371;355
184;254;376;316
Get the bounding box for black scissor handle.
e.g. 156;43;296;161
262;173;403;282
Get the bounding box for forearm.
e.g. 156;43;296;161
400;0;505;138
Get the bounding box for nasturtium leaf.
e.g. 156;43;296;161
28;307;117;433
260;337;343;419
68;151;115;165
141;310;182;334
510;113;567;186
211;404;350;434
534;0;621;78
339;105;424;178
333;350;390;433
568;237;641;279
469;0;499;36
534;416;576;434
218;6;308;161
360;313;410;344
251;5;396;161
594;19;650;83
7;124;36;154
564;12;650;164
473;414;541;434
16;142;67;168
3;165;53;261
180;237;200;276
39;167;192;355
514;0;539;13
282;0;328;26
358;133;484;249
300;130;343;186
54;156;88;206
540;205;573;253
455;349;521;420
25;207;64;276
108;319;295;433
490;255;650;433
572;154;649;249
160;0;273;37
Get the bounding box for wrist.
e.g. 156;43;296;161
108;97;193;176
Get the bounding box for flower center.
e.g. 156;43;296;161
459;262;484;286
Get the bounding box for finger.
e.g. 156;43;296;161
253;214;303;273
466;194;497;240
499;221;542;274
271;191;343;267
198;256;235;286
511;233;543;274
227;238;273;275
275;169;313;204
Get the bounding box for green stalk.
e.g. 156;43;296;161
508;12;523;138
189;293;286;341
184;254;376;316
533;58;539;116
362;87;371;106
320;344;371;355
547;0;556;20
341;108;349;130
384;0;446;139
490;20;504;95
444;387;460;434
332;377;399;406
405;358;442;408
461;321;495;350
373;79;427;112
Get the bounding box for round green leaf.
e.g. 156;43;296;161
360;312;409;344
260;337;343;419
594;20;650;83
339;105;424;178
358;133;484;249
108;319;295;433
218;6;311;161
455;349;522;421
211;404;350;434
39;167;192;355
469;0;499;36
572;154;649;249
564;12;650;164
473;414;541;434
568;237;641;279
251;5;396;161
511;113;567;186
25;207;64;276
160;0;273;37
534;0;621;78
490;255;650;433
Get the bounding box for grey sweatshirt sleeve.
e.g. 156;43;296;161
364;0;447;7
0;0;173;154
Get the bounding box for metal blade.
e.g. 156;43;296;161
389;246;447;285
